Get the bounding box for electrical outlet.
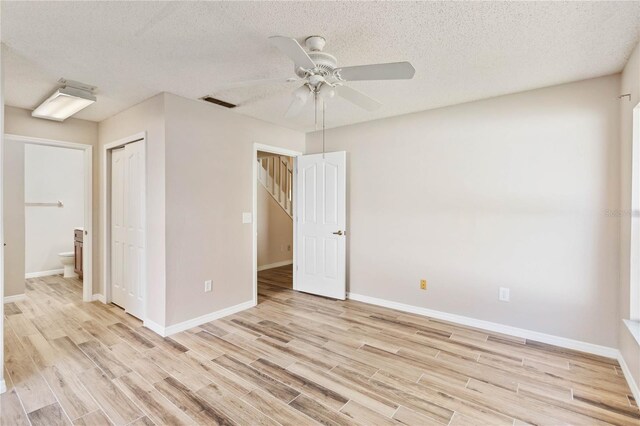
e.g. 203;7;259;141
287;244;291;252
420;279;427;290
499;287;510;302
204;280;212;292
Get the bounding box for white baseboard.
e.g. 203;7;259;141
25;269;64;279
0;379;6;394
143;319;166;336
347;292;619;359
92;294;106;304
617;351;640;403
347;293;640;405
257;260;293;272
144;300;256;337
4;294;26;304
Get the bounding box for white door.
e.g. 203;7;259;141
295;151;346;299
111;148;126;309
111;141;145;319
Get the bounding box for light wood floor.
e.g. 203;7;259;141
2;271;639;425
258;264;293;289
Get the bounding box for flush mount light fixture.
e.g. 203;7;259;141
31;79;96;121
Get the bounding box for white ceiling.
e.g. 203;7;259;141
2;1;639;132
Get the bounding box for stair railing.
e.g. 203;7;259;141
258;155;293;218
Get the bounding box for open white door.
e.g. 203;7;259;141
111;141;145;319
295;151;346;299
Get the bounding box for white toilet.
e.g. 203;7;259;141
58;252;76;278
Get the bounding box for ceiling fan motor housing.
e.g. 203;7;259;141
308;52;337;75
305;36;326;52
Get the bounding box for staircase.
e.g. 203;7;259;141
257;154;293;218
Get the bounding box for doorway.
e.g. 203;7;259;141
102;133;146;320
252;144;348;304
3;134;93;303
253;144;301;304
256;150;295;297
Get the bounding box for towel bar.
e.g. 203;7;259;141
25;201;64;207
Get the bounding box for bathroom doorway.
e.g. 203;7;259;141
3;134;93;303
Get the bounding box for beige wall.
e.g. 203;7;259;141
3;139;24;297
164;93;304;326
97;92;303;327
6;106;98;144
1;39;4;389
98;94;166;326
307;75;621;347
3;106;98;296
257;183;293;268
619;42;640;391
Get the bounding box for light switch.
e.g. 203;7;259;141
499;287;510;302
242;212;252;224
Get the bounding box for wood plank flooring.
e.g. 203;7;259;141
2;269;639;425
257;265;293;289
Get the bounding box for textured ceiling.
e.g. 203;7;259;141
2;1;640;132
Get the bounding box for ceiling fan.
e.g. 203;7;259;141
218;35;416;118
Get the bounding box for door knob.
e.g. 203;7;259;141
332;230;343;236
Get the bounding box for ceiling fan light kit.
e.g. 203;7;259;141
318;84;335;100
213;35;416;119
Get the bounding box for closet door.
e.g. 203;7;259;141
122;141;145;319
111;141;145;319
111;148;126;309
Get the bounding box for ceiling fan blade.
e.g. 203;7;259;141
335;85;381;111
284;97;307;118
216;76;298;91
335;61;415;81
269;36;316;71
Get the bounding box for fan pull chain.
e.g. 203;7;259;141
314;91;318;132
322;97;326;160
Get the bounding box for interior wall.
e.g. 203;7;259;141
307;75;620;347
1;39;5;392
97;93;166;326
3;106;98;296
3;139;24;297
164;93;304;326
257;183;293;268
619;41;640;391
24;144;84;274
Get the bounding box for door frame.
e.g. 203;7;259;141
101;132;146;317
5;133;94;302
629;102;640;321
252;143;302;305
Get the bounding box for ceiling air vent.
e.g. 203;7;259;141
201;96;236;109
